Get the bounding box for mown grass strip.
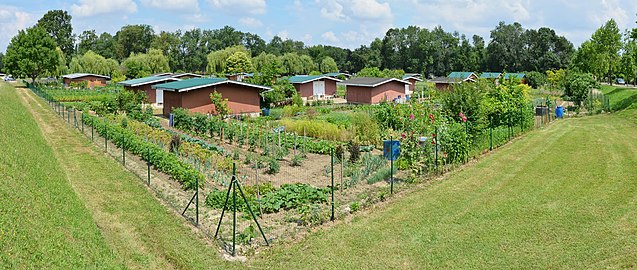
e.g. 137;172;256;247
0;83;123;269
252;113;637;269
17;84;242;269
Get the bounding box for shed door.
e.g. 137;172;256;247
313;81;325;96
156;89;164;104
405;84;410;95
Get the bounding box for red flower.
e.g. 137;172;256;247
428;114;435;123
459;112;467;123
401;133;406;139
409;113;414;120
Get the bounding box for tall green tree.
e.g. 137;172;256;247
320;56;338;73
0;52;4;72
122;49;170;78
206;45;249;75
486;22;526;72
114;24;155;60
4;27;59;82
77;30;98;55
69;50;123;80
225;51;254;74
95;32;116;59
590;19;622;84
36;10;74;56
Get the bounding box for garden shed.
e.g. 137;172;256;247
343;77;410;104
153;78;270;117
480;72;502;80
448;72;478;82
402;74;423;94
62;73;110;88
118;75;181;104
288;75;341;100
429;77;463;90
504;73;527;84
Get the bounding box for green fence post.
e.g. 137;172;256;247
104;120;108;152
67;108;70;123
195;173;199;226
91;117;94;142
435;126;439;172
508;113;512;142
146;136;151;186
330;148;335;221
122;133;125;166
74;108;77;128
81;112;84;133
390;136;394;195
489;119;493;151
232;164;237;257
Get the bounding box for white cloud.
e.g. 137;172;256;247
349;0;392;21
239;17;263;27
277;30;289;39
320;0;347;21
209;0;266;15
303;33;313;42
71;0;137;17
0;6;34;53
140;0;199;11
321;31;340;43
590;0;629;28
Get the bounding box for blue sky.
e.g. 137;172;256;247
1;0;636;53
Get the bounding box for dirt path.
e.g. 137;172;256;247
16;87;239;269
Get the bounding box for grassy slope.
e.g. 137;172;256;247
253;109;637;268
600;85;637;111
11;83;240;269
0;83;123;268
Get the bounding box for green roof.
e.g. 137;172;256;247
504;73;526;79
153;77;270;92
154;78;227;91
288;75;341;84
480;72;502;79
288;75;324;84
118;75;178;86
448;72;476;79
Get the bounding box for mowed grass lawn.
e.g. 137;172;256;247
253;111;637;268
600;84;637;111
0;82;122;268
1;83;240;269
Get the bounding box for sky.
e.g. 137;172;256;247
1;0;637;53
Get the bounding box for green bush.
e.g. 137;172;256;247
266;158;279;174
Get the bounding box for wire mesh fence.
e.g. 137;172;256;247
28;83;580;257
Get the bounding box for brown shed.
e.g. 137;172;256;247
402;74;423;95
343;77;411;104
118;75;181;104
62;73;110;88
288;75;341;99
153;78;270;117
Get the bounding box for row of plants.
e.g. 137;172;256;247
171;108;338;155
41;86;119;102
205;183;330;214
80;113;203;190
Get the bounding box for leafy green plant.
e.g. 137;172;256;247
291;154;303;167
266;158;279;174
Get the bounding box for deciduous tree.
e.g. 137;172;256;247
4;27;59;82
36;10;74;56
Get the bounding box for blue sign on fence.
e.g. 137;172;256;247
383;140;400;161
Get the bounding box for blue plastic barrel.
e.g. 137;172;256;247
169;113;174;127
261;108;270;116
555;106;564;118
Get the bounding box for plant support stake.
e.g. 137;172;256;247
331;148;335;221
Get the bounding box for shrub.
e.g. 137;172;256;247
279;119;351;141
291;154;303;167
266;158;279;174
348;141;360;163
282;105;303;117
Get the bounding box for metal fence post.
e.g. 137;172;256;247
91;118;94;142
390;136;394;195
330;148;335;221
489;119;493;151
232;164;237;257
435;126;439;172
122;133;125;166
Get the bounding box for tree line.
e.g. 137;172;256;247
1;10;636;84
